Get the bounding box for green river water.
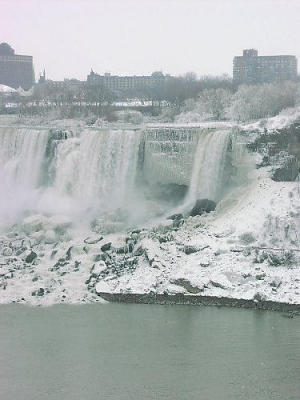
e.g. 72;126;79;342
0;303;299;400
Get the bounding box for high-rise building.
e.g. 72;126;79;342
233;49;297;85
0;43;35;90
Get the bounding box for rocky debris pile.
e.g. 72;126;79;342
190;199;216;217
271;152;298;182
21;214;72;245
0;175;299;305
246;122;300;181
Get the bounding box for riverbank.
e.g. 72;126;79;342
98;292;300;313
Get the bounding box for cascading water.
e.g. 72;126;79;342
52;128;141;214
74;129;140;209
0;125;141;229
0;126;50;227
0;126;50;188
187;129;231;203
0;123;233;231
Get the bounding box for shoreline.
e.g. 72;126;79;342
98;292;300;313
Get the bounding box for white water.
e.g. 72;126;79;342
187;129;231;203
0;125;232;230
74;129;140;209
0;127;49;188
0;126;141;229
0;127;50;227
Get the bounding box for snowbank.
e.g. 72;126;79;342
0;84;16;94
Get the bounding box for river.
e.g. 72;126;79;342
0;304;299;400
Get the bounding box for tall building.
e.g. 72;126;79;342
0;43;34;90
233;49;297;85
86;70;169;92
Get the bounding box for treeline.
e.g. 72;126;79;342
176;81;300;123
0;73;233;119
1;75;299;122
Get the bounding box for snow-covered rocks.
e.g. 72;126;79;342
22;215;46;235
2;247;13;257
91;261;107;276
95;281;113;294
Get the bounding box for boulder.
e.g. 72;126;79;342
44;230;56;244
253;292;266;303
101;242;112;252
47;215;72;234
25;251;37;264
84;236;103;245
31;287;45;297
95;281;112;294
67;246;86;258
190;199;216;217
167;213;183;221
22;215;45;234
173;218;184;229
2;247;13;257
91;261;107;275
172;278;202;294
210;273;231;289
184;245;198;255
133;245;145;257
271;152;298;182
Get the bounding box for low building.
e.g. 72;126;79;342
0;43;35;90
86;70;169;92
233;49;297;85
37;71;84;91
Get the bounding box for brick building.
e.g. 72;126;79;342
233;49;297;85
86;70;169;93
0;43;35;90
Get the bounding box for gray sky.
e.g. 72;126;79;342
2;0;300;81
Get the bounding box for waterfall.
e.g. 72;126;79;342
77;129;140;208
0;126;50;227
0;126;141;228
187;129;231;204
0;123;232;229
143;127;197;186
53;128;141;212
0;126;50;188
55;128;140;208
53;137;81;196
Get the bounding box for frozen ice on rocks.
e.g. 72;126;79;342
210;273;232;290
47;215;72;234
84;236;103;245
91;261;107;275
22;215;46;235
95;281;112;294
44;230;57;244
68;245;86;257
2;247;13;257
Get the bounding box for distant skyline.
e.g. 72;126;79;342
2;0;300;81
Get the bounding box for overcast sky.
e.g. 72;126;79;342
1;0;300;81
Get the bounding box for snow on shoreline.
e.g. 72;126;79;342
101;179;300;303
0;178;299;306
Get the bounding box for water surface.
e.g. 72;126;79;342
0;304;299;400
